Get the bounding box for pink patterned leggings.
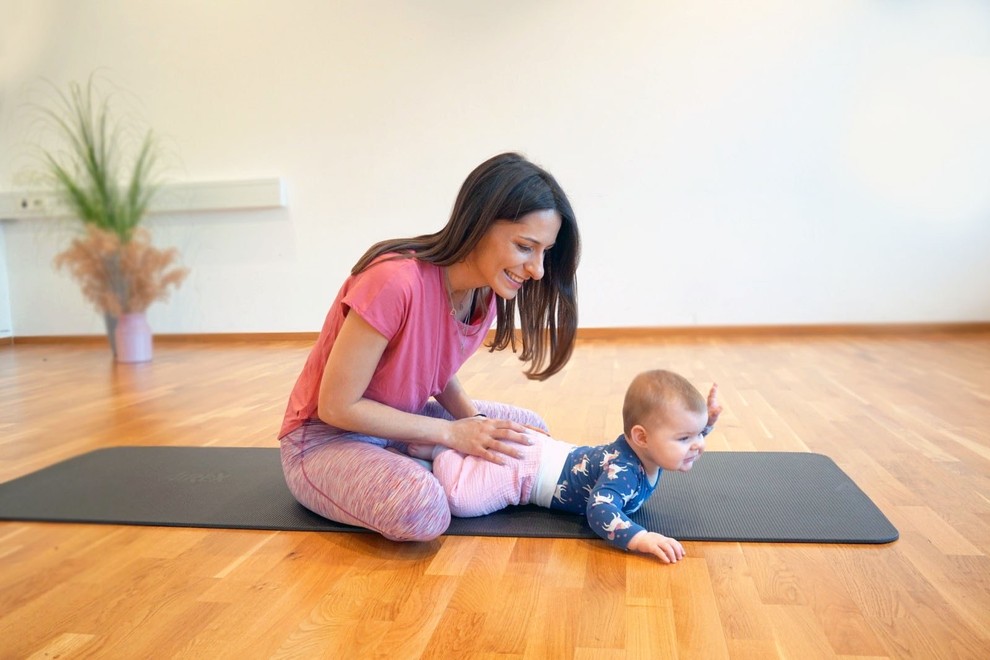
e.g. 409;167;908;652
279;400;548;542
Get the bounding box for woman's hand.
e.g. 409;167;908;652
447;416;533;464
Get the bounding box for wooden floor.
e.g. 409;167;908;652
1;331;988;659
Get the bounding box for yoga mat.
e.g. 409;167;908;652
0;447;898;544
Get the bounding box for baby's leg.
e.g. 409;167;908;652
403;443;434;460
281;423;450;542
432;439;542;517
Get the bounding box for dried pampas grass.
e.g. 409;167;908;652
54;226;189;316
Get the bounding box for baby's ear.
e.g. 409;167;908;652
627;424;648;447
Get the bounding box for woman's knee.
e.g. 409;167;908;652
418;400;548;433
282;437;451;542
477;401;549;433
376;467;451;542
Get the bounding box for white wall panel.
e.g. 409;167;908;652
0;0;987;336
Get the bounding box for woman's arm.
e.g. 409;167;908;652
318;312;528;461
433;375;478;420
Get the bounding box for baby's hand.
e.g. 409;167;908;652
706;383;723;429
627;531;685;563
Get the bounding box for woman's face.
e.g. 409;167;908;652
468;209;562;299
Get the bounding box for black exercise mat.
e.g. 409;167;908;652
0;447;898;544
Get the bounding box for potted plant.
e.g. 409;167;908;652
39;77;188;362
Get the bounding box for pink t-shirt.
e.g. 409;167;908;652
278;255;496;439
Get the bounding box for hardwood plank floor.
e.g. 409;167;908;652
1;331;988;658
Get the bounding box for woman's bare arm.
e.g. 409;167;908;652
318;312;527;461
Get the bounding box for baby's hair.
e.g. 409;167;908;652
622;369;706;437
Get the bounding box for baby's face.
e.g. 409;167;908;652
638;404;708;473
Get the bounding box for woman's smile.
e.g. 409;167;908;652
505;270;526;289
453;208;561;299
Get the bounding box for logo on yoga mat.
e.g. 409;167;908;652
167;471;232;483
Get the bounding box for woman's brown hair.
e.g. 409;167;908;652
352;152;580;380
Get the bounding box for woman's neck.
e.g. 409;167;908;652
443;266;476;322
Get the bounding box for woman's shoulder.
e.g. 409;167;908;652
361;252;426;271
361;253;437;282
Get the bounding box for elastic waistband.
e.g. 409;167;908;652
531;437;574;508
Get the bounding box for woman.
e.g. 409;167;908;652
279;152;580;541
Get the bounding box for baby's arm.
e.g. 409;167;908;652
626;530;686;563
703;383;723;435
586;487;685;564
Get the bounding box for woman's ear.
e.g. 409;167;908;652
627;424;648;448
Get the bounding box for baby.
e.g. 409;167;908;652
411;369;721;563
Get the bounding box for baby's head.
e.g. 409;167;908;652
622;370;709;473
623;370;706;434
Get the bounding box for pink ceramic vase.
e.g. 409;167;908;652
114;312;153;363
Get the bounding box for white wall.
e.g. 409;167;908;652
1;0;988;336
0;225;11;338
